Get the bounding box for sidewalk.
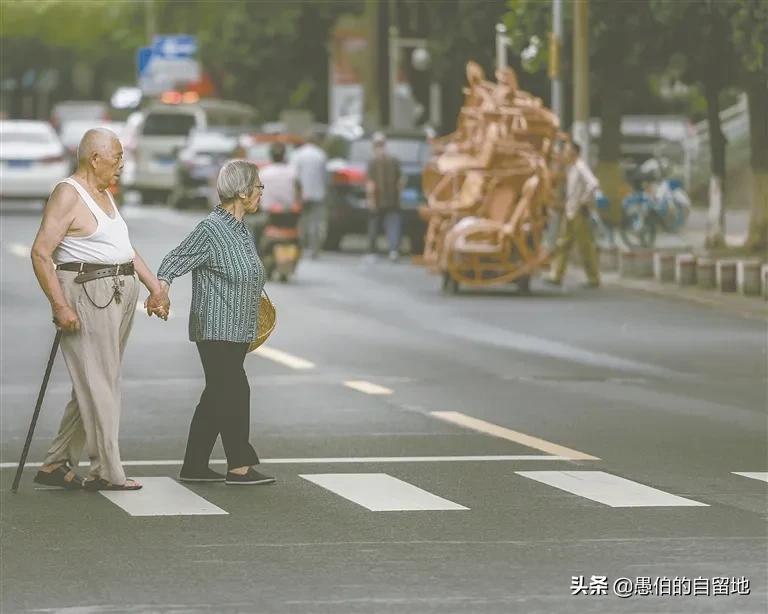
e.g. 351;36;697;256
655;207;749;250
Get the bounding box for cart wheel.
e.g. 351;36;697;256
442;272;459;294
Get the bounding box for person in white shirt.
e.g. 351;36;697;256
260;142;300;209
291;134;327;258
547;142;601;288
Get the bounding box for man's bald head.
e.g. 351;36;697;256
77;128;121;167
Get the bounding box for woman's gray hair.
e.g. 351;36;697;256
216;159;260;203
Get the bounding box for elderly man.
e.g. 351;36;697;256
30;128;169;492
547;142;601;288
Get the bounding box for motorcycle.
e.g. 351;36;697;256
259;201;302;282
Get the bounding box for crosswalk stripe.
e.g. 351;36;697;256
250;346;315;369
343;380;393;395
516;471;708;507
300;473;468;511
430;411;599;460
0;455;569;470
97;477;228;516
733;472;768;483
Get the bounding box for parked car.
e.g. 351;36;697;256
133;99;256;203
0;120;69;199
167;129;238;209
324;132;431;252
50;100;110;133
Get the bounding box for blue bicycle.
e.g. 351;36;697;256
619;159;691;249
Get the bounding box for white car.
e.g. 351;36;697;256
0;121;69;199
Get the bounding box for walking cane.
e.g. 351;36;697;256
11;329;63;493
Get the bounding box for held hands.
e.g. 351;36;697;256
145;282;171;320
52;303;80;333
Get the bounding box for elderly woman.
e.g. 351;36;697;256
157;160;275;486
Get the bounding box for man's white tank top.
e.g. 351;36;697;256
54;178;135;265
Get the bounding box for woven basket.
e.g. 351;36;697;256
248;291;276;352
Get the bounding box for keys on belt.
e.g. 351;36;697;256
56;262;134;306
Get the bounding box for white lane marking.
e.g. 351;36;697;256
516;471;708;507
343;380;393;395
7;243;31;258
1;455;568;470
430;411;599;461
733;472;768;483
300;473;468;511
98;477;227;516
250;345;315;370
134;301;175;320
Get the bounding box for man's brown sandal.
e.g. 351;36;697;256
83;478;142;491
33;462;83;490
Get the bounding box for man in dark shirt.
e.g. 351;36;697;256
366;132;404;261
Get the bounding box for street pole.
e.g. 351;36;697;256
495;23;508;72
572;0;590;162
550;0;564;123
145;0;157;44
389;25;399;129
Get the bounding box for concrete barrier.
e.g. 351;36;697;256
716;260;738;293
762;264;768;300
676;254;696;286
737;260;762;296
620;250;654;279
599;247;619;272
696;258;716;289
653;252;676;283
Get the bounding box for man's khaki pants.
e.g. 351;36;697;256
549;211;600;285
43;271;139;485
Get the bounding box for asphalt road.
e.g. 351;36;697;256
1;202;766;614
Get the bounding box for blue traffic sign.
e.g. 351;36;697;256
137;47;154;77
152;35;197;58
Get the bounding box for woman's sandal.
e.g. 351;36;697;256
83;478;143;491
33;462;83;490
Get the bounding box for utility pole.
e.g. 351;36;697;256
495;23;509;71
572;0;590;161
145;0;157;44
549;0;564;122
389;25;399;129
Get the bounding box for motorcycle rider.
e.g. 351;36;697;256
259;142;302;279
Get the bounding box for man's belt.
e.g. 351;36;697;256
56;262;134;284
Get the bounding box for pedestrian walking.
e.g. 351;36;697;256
366;132;404;262
29;128;170;492
291;133;327;258
547;142;601;288
156;160;275;486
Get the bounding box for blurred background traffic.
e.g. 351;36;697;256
0;0;765;256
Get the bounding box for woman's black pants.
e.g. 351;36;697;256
182;341;259;472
